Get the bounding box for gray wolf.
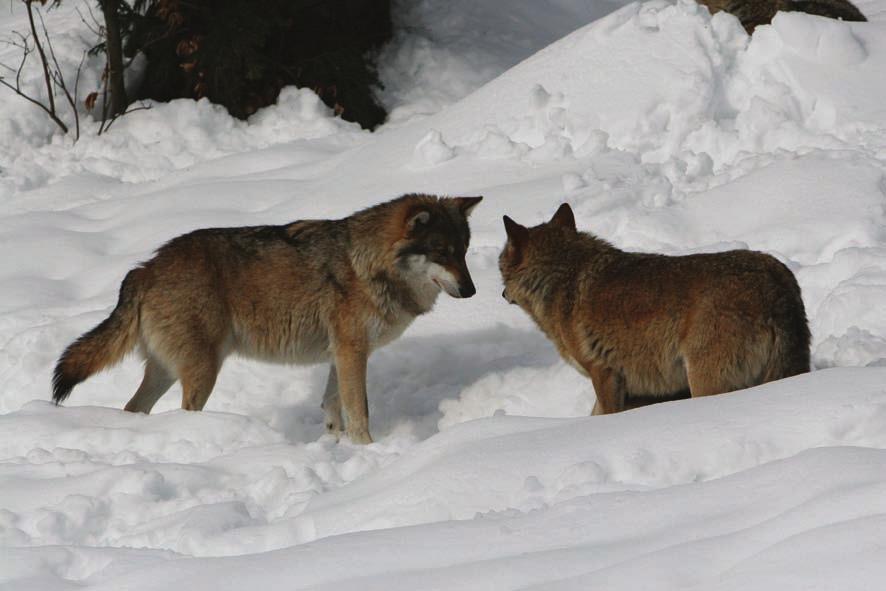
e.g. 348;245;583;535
499;203;810;415
53;194;482;443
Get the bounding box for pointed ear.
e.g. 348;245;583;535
503;215;529;248
453;196;483;217
407;210;431;232
549;203;575;231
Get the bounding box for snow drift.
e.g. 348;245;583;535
2;0;886;588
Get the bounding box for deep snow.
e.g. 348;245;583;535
2;0;886;589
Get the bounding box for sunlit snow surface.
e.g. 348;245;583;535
2;0;886;588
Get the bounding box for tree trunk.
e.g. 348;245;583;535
100;0;127;117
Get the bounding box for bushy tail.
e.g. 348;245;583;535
52;269;145;404
764;323;812;383
763;267;812;383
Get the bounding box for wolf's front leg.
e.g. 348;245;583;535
333;335;372;444
321;364;344;436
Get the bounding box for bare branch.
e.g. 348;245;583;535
0;1;83;138
72;53;84;139
40;9;73;101
102;102;151;133
98;62;110;134
2;31;31;51
0;77;69;133
0;1;135;142
75;4;104;37
25;0;58;118
14;34;28;89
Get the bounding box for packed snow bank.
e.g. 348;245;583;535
300;368;886;539
0;401;413;556
415;1;886;170
74;448;886;591
2;88;366;191
3;369;886;589
375;0;632;122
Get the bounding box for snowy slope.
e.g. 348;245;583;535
2;0;886;588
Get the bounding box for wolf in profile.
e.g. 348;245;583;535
53;194;482;443
499;203;810;415
699;0;866;33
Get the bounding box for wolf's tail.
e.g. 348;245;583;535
52;268;145;404
763;268;812;383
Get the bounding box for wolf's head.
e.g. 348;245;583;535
395;195;483;298
498;203;579;309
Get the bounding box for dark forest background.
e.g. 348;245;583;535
109;0;392;129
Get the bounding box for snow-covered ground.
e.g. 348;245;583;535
2;0;886;588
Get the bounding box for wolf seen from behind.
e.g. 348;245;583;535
53;194;482;444
499;203;810;415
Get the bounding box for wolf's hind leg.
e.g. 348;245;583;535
321;364;343;435
587;364;626;415
124;356;175;413
685;357;731;398
179;353;220;411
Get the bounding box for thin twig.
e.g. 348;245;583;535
72;53;84;139
24;0;58;118
13;35;27;89
101;102;150;133
98;62;110;134
0;77;69;132
0;25;69;132
75;4;103;37
39;9;80;139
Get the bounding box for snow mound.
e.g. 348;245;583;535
417;1;886;171
3;89;365;190
5;370;885;589
3;0;886;588
302;368;886;539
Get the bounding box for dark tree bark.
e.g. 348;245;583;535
124;0;392;129
100;0;128;117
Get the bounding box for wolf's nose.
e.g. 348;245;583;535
459;282;476;298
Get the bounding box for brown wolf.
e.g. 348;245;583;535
699;0;866;33
499;204;810;415
53;194;483;443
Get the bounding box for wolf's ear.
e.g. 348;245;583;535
407;210;431;232
549;203;576;232
503;215;529;249
453;196;483;217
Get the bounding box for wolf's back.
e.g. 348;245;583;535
52;268;145;404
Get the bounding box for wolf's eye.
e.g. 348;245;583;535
447;245;455;255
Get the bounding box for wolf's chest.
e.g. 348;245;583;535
367;313;417;350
